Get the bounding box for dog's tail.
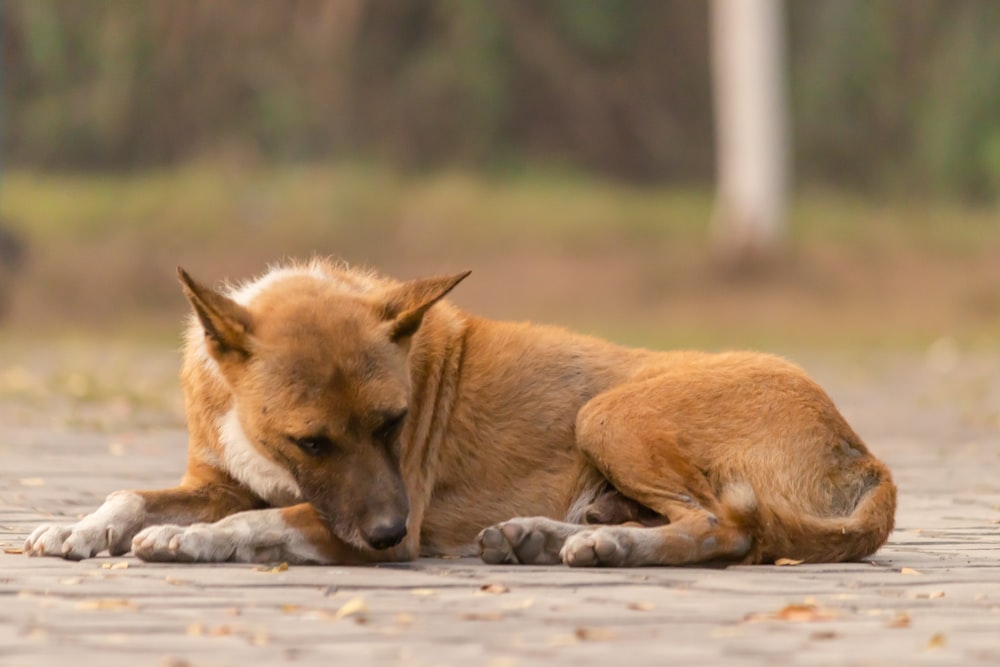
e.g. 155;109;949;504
722;463;897;564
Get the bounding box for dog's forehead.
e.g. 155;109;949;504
249;290;400;386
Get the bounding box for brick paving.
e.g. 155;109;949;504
1;344;999;666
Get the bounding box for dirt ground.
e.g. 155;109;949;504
0;339;999;666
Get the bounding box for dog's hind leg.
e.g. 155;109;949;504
566;375;754;566
560;514;751;567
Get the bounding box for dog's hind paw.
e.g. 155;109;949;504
560;527;630;567
478;517;584;565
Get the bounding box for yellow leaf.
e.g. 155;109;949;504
900;567;921;575
479;583;510;595
271;562;288;573
334;597;368;620
76;598;136;612
926;632;946;650
888;612;911;628
3;547;24;555
774;558;804;567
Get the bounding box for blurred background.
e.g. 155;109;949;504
1;0;999;355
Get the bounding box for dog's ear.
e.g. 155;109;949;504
177;267;252;359
381;271;470;343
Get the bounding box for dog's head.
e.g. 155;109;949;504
177;266;469;552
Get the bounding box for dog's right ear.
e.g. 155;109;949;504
177;267;252;360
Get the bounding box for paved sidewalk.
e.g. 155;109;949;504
1;346;999;666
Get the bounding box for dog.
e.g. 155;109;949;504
26;258;896;567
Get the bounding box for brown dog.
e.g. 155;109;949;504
26;259;896;566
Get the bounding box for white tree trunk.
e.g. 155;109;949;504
710;0;789;264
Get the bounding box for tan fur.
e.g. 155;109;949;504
26;258;896;566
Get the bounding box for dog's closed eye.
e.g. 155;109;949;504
374;410;408;445
290;435;337;457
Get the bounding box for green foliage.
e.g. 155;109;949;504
3;0;1000;198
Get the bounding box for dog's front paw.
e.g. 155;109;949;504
25;491;144;560
560;527;630;567
132;524;238;563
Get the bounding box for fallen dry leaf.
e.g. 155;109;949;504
208;625;233;637
900;567;921;575
102;561;129;570
253;562;289;573
3;547;24;555
480;583;510;595
627;601;655;612
887;612;911;628
926;632;946;650
774;558;804;567
914;590;946;600
574;626;617;641
76;598;137;612
744;603;838;624
459;611;504;621
281;604;302;614
334;597;368;620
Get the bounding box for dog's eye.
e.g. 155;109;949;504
291;435;335;457
373;410;407;444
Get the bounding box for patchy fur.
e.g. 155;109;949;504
27;258;896;566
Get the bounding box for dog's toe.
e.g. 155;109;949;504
478;526;518;564
25;524;72;558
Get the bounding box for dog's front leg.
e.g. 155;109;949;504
25;482;260;560
132;503;385;565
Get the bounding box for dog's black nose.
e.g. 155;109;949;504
365;518;408;550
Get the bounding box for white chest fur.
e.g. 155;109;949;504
217;407;303;506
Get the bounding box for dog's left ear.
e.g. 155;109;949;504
381;271;471;343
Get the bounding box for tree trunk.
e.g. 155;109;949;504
710;0;790;271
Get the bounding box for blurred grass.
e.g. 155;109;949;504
2;162;999;350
